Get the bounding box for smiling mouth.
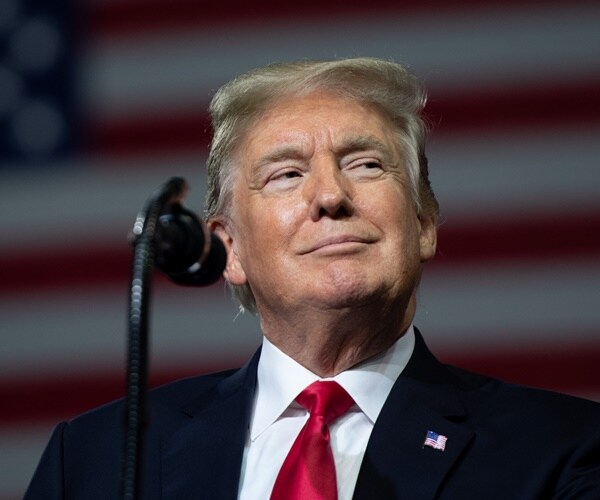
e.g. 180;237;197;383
301;236;376;255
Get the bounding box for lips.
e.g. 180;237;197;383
299;234;377;254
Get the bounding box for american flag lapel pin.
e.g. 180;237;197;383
423;430;448;451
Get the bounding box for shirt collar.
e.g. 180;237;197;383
250;325;415;440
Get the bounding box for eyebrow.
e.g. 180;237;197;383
253;134;398;169
255;145;308;168
333;135;398;165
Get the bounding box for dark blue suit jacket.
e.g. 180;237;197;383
25;331;600;499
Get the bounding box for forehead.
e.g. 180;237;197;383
238;92;401;158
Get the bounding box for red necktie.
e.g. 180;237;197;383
271;381;355;500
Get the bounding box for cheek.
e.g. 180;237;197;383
366;198;421;255
275;200;306;232
236;198;304;265
360;185;410;227
254;197;306;240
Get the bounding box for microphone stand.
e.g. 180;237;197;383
122;177;188;500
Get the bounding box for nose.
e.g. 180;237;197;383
305;157;354;221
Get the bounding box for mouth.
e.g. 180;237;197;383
300;235;377;255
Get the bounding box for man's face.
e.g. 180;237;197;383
215;92;436;316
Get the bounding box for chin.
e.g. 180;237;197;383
312;270;383;309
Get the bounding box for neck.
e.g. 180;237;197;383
258;295;416;377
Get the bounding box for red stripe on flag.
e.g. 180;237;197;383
442;343;600;396
426;77;600;136
85;0;598;37
0;243;132;296
433;210;600;267
85;111;212;157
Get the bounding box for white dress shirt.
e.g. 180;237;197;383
237;325;415;500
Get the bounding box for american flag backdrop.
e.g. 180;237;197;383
1;0;600;497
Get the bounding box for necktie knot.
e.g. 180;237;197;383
296;381;354;425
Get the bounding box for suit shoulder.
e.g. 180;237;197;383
148;367;239;407
65;366;239;430
447;363;600;429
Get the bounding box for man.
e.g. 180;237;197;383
26;58;600;499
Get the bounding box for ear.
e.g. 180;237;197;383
208;218;248;286
418;212;437;263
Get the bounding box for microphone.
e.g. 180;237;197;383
153;182;226;287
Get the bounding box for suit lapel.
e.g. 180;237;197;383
353;331;475;499
161;350;260;500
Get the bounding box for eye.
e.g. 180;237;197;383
362;161;382;169
346;158;384;178
270;169;302;181
262;167;304;192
